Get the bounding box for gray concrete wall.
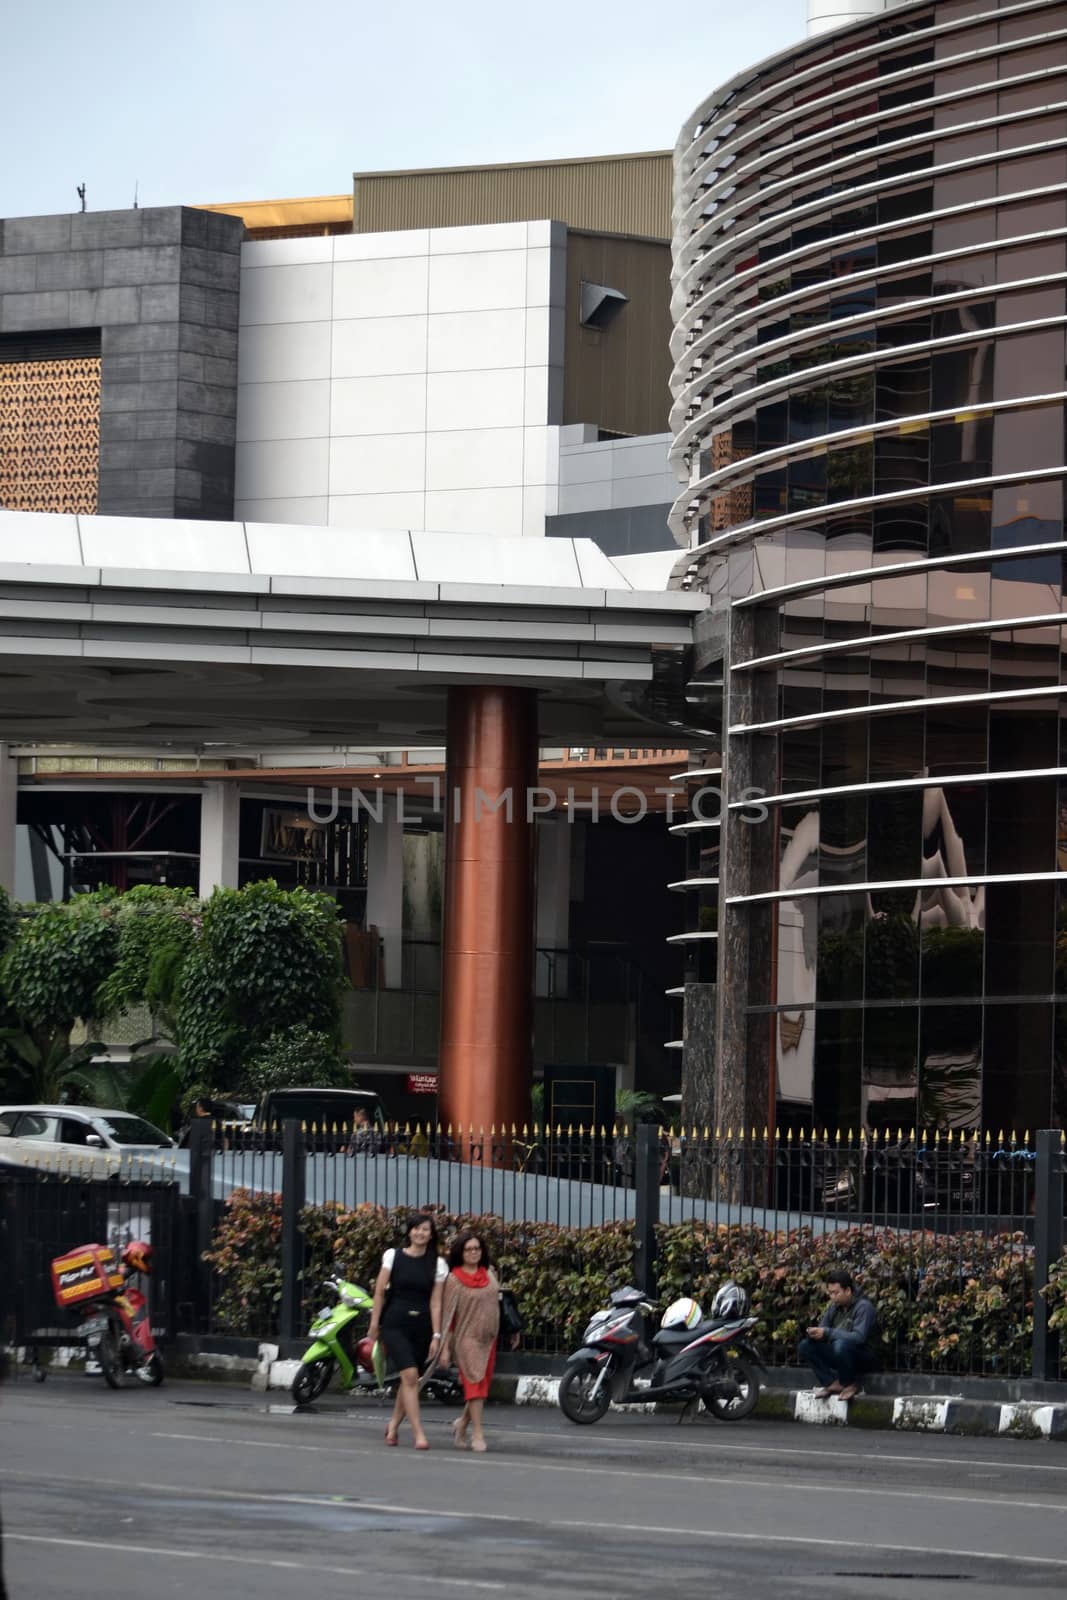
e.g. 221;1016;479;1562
0;206;243;519
547;426;675;555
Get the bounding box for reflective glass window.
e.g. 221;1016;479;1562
828;370;875;434
992;480;1064;549
790;386;829;440
930;415;993;483
817;892;865;1003
789;454;827;512
781;726;822;793
869;790;923;882
757;400;788;449
929;491;991;556
879;184;934;225
821;717;869;790
992;407;1063;480
985;880;1055;997
924;778;987;887
877;358;930;420
925;703;988;778
922;913;984;1001
820;791;867;887
813;1006;864;1129
983;1001;1053;1135
754;466;788;518
919;1004;982;1128
827;440;873;502
866;894;920;1002
987;775;1057;880
862;1006;918;1130
873;500;928;553
879;228;931;268
876;427;930;494
932;251;995;292
868;710;924;780
988;703;1057;775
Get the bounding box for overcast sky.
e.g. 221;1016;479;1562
3;0;806;219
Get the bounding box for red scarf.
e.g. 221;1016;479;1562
453;1266;490;1289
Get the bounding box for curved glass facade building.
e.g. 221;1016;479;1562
671;0;1067;1134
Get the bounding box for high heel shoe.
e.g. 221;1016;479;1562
384;1427;398;1446
451;1418;468;1450
413;1438;430;1451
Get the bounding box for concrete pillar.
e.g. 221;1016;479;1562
198;781;240;896
438;685;538;1143
365;803;404;989
0;743;16;895
534;816;571;998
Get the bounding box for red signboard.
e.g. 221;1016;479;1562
406;1073;438;1095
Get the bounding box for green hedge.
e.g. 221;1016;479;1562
203;1191;1066;1378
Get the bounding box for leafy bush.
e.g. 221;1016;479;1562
1042;1250;1067;1334
205;1193;632;1345
238;1024;349;1099
176;881;346;1088
656;1221;1035;1376
203;1194;1057;1377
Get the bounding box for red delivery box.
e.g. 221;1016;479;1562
51;1243;123;1311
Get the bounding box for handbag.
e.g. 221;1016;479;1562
498;1287;523;1341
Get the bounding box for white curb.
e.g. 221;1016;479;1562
893;1396;951;1431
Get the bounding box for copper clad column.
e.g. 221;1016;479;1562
438;685;538;1147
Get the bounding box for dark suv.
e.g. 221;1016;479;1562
251;1087;387;1150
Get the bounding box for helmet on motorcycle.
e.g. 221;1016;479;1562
710;1281;748;1320
661;1296;702;1330
122;1240;153;1276
355;1336;376;1372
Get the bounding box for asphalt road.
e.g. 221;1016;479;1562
2;1375;1066;1600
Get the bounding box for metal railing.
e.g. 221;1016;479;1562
3;1124;1062;1381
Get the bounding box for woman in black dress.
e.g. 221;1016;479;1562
367;1211;447;1450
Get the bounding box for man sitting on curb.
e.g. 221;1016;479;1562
799;1266;878;1402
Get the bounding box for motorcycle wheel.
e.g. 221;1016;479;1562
291;1358;334;1405
705;1357;759;1422
559;1362;612;1425
136;1351;165;1386
97;1322;126;1390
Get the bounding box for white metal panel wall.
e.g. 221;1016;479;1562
233;222;568;537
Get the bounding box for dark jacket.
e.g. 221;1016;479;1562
820;1292;877;1350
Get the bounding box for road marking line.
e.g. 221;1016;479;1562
503;1423;1067;1473
4;1533;504;1590
9;1446;1067;1519
145;1430;1067;1513
9;1404;1066;1476
11;1498;1065;1573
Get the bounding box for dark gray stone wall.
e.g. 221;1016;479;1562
0;206;244;519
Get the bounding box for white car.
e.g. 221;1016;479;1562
0;1104;174;1169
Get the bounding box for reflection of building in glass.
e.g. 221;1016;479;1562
671;0;1067;1134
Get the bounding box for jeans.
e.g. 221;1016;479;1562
799;1335;877;1388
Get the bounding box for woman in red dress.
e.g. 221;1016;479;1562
440;1230;515;1453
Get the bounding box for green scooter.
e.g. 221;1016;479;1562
291;1274;464;1407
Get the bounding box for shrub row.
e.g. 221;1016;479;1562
203;1190;1067;1378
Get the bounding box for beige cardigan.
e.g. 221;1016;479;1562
441;1268;501;1384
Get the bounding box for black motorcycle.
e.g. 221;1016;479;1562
558;1283;763;1425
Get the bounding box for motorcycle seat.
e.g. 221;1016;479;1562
653;1317;724;1348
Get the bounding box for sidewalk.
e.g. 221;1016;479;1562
173;1339;1067;1442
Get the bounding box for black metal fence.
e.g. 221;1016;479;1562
3;1123;1064;1383
0;1165;184;1364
